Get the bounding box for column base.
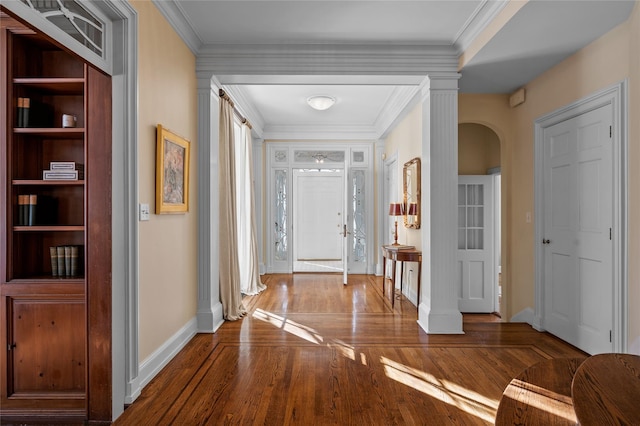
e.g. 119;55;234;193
197;302;224;333
417;301;464;334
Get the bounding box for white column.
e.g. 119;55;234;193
196;74;224;332
417;74;464;334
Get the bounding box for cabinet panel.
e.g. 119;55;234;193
8;296;85;396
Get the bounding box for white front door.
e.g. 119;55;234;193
542;104;613;355
293;170;345;272
457;176;495;313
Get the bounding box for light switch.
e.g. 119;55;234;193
139;203;150;221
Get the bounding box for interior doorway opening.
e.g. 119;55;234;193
458;123;502;316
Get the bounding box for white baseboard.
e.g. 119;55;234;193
126;317;198;404
510;307;534;325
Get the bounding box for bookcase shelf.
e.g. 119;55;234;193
13;77;84;94
13;179;84;185
13;128;85;137
14;225;84;232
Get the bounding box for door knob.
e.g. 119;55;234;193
542;239;551;244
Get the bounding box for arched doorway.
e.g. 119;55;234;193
458;123;502;316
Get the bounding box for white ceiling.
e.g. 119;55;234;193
157;0;635;139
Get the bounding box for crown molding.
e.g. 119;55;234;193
263;124;380;141
374;85;423;138
453;0;509;55
151;0;202;55
197;43;458;76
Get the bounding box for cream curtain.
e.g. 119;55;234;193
219;97;246;320
237;123;266;296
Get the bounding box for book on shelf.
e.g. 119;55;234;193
16;97;24;127
56;246;65;276
50;245;82;277
43;169;83;180
16;97;53;128
50;247;58;277
27;194;37;226
64;246;71;277
18;194;28;226
22;97;29;127
383;244;415;251
49;161;84;171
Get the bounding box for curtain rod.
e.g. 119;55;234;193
219;89;252;129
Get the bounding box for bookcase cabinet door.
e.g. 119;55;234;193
7;296;86;397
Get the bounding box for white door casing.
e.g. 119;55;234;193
457;176;495;313
267;143;374;275
542;104;613;355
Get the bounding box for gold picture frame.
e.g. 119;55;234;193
403;157;421;229
156;124;190;214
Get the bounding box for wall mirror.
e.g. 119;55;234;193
403;157;421;229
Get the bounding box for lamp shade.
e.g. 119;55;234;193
388;203;404;216
407;202;418;215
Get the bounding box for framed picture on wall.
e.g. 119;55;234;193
156;124;190;214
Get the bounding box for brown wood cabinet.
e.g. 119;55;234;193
1;10;112;424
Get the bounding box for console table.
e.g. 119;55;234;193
381;246;422;310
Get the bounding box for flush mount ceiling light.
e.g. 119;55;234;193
307;95;336;111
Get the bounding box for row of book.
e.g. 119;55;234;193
17;194;58;226
43;161;84;180
16;97;53;128
17;194;37;226
49;245;82;278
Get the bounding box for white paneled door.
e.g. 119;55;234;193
457;176;495;313
293;170;345;272
542;104;613;355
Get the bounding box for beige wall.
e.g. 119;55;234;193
460;2;640;350
131;1;199;362
458;123;501;175
384;103;423;250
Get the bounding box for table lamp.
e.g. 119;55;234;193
389;202;404;245
407;202;418;225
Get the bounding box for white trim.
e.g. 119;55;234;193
150;0;201;55
253;138;266;275
380;149;399;275
266;142;374;275
453;0;509;55
510;307;535;324
127;318;198;404
196;75;224;332
2;0;111;74
197;44;458;77
533;81;628;352
374;140;385;276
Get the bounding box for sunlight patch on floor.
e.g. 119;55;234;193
252;308;324;344
381;356;498;423
252;309;372;365
327;338;355;361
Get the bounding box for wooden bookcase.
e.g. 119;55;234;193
1;11;112;423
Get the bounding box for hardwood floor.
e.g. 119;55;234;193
115;274;586;425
